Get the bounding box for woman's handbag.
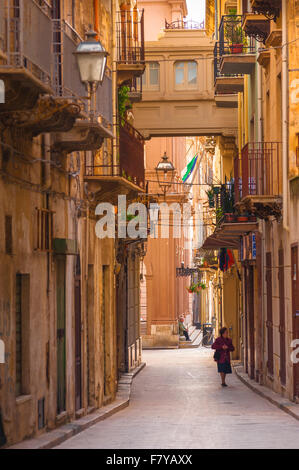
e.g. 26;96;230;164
213;350;221;362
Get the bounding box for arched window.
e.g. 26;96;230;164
142;62;160;90
174;61;197;89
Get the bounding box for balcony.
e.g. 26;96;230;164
218;15;256;75
202;182;258;249
0;0;53;111
250;0;282;22
242;13;270;45
0;4;113;145
126;76;143;103
214;42;244;95
116;8;145;85
51;21;113;151
235;142;282;219
84;120;145;203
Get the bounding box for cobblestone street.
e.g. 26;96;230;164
56;349;299;449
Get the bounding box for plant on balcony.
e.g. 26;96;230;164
236;213;249;222
118;85;132;125
206;188;215;208
216;207;224;225
220;182;235;213
186;282;206;294
224;16;248;54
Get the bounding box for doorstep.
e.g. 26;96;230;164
7;362;146;450
233;363;299;422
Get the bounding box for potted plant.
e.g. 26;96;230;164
225;213;235;223
237;213;249;222
225;14;248;54
229;26;244;54
212;185;221;196
206;188;215;208
118;85;132;126
186;282;206;294
216;207;224;225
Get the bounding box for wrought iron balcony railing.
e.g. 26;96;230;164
127;75;143;103
52;19;113;128
165;19;205;30
214;42;244;84
85;120;145;189
116;8;145;65
234;142;281;201
218;15;255;55
0;0;53;87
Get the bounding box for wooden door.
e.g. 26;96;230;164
266;252;274;376
56;256;66;415
291;246;299;399
278;248;286;386
74;272;82;411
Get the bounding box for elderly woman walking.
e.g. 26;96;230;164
212;327;235;387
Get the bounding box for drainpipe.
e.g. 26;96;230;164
257;56;264;381
43;133;52;191
257;63;263;142
94;0;100;39
282;0;289;231
112;0;118;172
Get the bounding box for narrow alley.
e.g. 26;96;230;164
56;349;299;450
1;0;299;453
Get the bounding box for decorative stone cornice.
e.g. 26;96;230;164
0;96;81;135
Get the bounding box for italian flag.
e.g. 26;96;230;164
182;154;198;183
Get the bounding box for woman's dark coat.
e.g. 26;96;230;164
212;336;235;364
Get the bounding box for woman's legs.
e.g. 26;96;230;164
220;372;226;385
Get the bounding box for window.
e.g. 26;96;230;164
142;62;160;90
35;208;54;252
174;61;197;89
15;274;30;397
5;215;12;254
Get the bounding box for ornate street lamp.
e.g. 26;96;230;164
74;30;108;120
155;152;176;196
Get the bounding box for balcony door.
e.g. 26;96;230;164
291;245;299;399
